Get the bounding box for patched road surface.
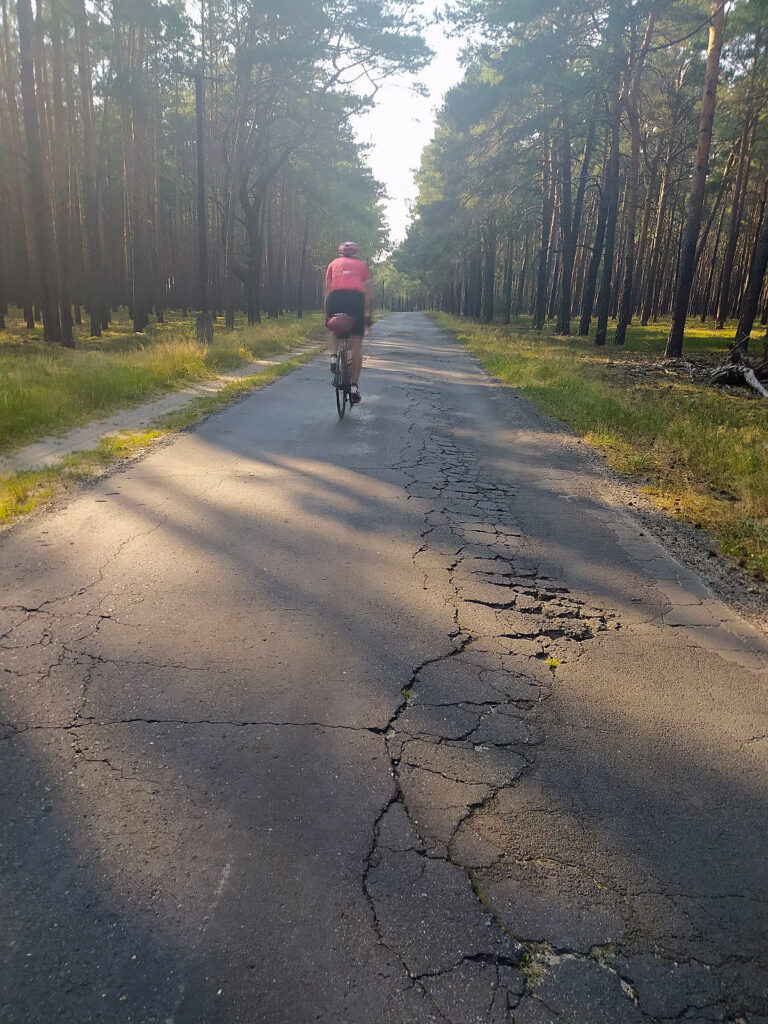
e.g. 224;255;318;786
1;313;767;1023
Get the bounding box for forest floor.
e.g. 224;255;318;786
0;310;325;524
432;312;768;584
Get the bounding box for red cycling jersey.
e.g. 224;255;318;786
325;257;371;294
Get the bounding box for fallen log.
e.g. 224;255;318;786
711;360;768;398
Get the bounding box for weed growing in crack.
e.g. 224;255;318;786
519;952;546;985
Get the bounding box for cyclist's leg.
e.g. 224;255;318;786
350;335;363;385
349;290;365;385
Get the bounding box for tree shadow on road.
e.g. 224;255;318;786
1;320;767;1022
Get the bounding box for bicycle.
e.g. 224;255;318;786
326;313;356;420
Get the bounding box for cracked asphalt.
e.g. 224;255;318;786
1;312;767;1023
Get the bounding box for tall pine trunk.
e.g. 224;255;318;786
614;2;657;345
501;227;514;324
556;108;573;334
594;82;621;347
666;0;725;358
716;118;755;329
579;130;610;337
735;176;768;348
534;138;554;330
50;0;74;346
16;0;60;342
1;0;35;329
482;213;496;322
75;0;105;335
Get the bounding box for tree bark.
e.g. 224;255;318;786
16;0;61;342
1;0;35;328
502;227;514;324
579;132;610;337
735;177;768;348
700;199;727;321
534;138;554;330
296;209;309;318
716;117;755;328
50;0;74;346
239;176;264;324
482;213;496;322
515;235;530;316
614;2;657;345
594;81;621;347
633;147;661;312
195;66;212;339
556;108;572;334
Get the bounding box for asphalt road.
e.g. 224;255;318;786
1;313;767;1023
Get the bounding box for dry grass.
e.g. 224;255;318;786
0;309;324;452
0;348;322;526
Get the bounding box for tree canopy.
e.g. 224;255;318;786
385;0;768;354
0;0;429;340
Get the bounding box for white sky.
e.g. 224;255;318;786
352;17;463;247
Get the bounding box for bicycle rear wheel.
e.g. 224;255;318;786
334;357;346;419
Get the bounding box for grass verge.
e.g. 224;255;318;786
0;310;325;452
0;349;322;527
431;312;768;580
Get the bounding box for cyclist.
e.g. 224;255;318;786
325;241;372;404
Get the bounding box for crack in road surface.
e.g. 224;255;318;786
362;385;654;1022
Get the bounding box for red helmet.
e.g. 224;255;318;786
338;240;359;257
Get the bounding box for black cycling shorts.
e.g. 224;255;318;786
326;289;365;336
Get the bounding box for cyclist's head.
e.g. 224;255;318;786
338;240;359;257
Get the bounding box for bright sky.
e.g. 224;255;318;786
352;16;463;247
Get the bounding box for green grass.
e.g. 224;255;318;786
432;312;768;580
0;308;325;452
0;347;323;526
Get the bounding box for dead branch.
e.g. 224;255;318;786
711;358;768;398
